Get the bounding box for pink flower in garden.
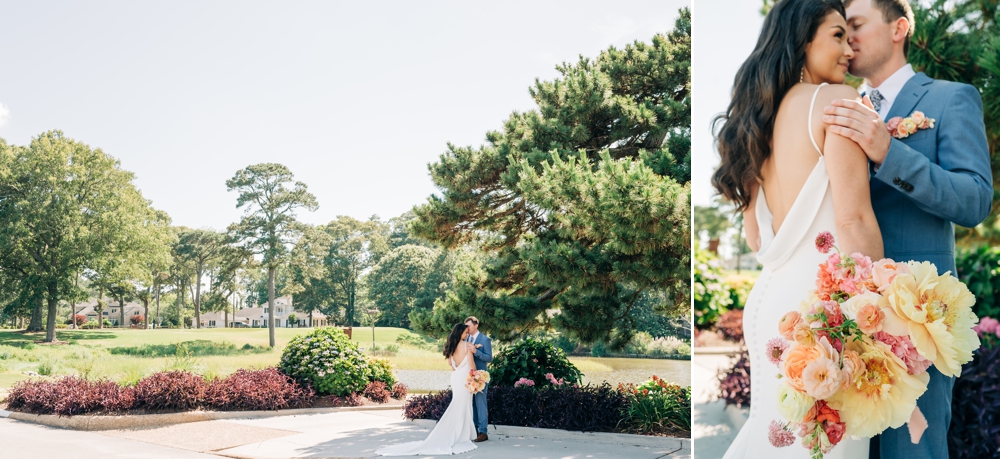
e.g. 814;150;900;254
766;338;789;366
815;232;835;254
874;332;932;375
514;377;535;388
768;420;796;447
974;317;1000;337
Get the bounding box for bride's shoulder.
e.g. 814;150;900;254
814;83;860;103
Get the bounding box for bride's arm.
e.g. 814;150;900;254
818;85;884;259
743;181;761;252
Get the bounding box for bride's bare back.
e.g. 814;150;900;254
751;83;883;259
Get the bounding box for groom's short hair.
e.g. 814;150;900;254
845;0;915;57
464;316;479;325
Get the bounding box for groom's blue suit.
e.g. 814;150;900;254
869;72;992;459
468;332;492;435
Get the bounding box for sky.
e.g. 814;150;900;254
0;0;688;231
691;0;764;208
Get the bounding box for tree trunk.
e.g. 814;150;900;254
155;283;160;328
119;297;125;329
224;291;230;328
44;283;58;342
27;295;44;332
97;286;105;330
268;266;276;348
143;297;149;329
195;263;203;329
179;279;186;329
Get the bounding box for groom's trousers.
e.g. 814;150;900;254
870;366;955;459
472;384;488;434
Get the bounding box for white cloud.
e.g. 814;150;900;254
0;102;9;127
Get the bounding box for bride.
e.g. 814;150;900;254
376;323;478;456
712;0;883;457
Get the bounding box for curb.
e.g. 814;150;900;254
6;404;403;431
400;418;690;449
724;404;749;431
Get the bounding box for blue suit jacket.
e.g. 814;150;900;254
870;72;992;273
470;333;492;372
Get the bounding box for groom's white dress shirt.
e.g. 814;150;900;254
862;63;916;120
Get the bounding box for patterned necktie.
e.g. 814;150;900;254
869;89;884;115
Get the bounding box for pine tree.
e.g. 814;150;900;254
411;9;691;347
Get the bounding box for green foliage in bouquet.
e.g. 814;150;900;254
488;338;582;387
279;327;371;396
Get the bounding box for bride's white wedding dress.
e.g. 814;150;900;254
375;352;477;456
723;84;868;458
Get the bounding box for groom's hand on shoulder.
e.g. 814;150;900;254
823;97;892;165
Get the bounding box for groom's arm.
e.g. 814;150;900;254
871;85;992;227
474;337;492;363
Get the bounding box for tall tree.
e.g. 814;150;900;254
0;131;165;342
365;244;438;328
227;163;318;347
175;229;225;328
410;11;691;347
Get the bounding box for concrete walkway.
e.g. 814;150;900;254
0;409;691;459
692;351;745;459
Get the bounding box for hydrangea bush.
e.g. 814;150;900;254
489;338;582;387
279;327;371;396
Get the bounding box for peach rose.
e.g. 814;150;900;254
779;311;803;341
793;320;817;346
856;304;886;334
910;111;925;126
802;356;843;399
872;259;910;292
898;118;918;137
841;349;864;387
784;344;823;391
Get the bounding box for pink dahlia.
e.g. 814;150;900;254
974;317;1000;337
815;232;835;254
768;420;796;448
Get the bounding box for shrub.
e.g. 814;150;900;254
102;319;113;327
489;338;582;387
646;336;692;357
279;327;371;396
717;350;751;408
363;381;391;404
694;248;734;328
948;344;1000;458
385;343;400;354
715;309;744;342
81;320;99;329
369;358;397;387
404;390;453;420
130;315;145;325
7;377;135;416
487;384;629;432
38;362;54;376
205;368;313;411
74;315;87;326
390;382;408;400
956;246;1000;320
133;371;207;411
619;376;691;433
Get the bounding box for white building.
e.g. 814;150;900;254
199;296;329;328
74;300;146;327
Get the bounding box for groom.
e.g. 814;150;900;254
824;0;993;458
464;316;492;442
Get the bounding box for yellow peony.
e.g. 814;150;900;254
882;261;980;377
777;381;815;423
828;337;929;437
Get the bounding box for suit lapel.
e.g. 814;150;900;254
886;72;932;120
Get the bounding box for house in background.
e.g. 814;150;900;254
74;300;146;327
199;296;329;328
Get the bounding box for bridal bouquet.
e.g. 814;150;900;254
767;232;981;458
466;370;490;394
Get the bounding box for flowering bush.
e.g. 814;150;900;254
363;381;391;403
7;377;135;416
488;338;581;387
369;358;397;388
715;309;744;342
279;327;372;396
204;368;313;411
694;248;734;328
948;342;1000;458
133;371;207;411
619;376;691;433
514;377;535;388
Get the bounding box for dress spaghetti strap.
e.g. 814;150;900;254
808;83;828;156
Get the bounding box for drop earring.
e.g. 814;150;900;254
800;68;805;83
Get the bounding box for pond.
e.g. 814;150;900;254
398;356;691;392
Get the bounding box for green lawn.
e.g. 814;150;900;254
0;327;690;391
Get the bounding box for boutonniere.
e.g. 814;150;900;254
886;111;935;139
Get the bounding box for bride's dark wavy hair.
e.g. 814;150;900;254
442;322;467;358
711;0;846;211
